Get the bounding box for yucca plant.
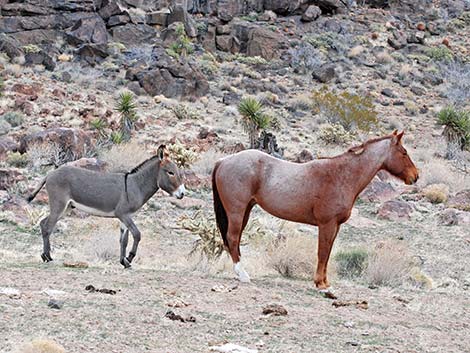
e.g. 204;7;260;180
437;106;470;157
90;118;108;141
238;97;273;148
116;91;138;141
110;131;124;144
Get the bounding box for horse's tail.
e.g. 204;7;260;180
26;177;46;203
212;161;229;248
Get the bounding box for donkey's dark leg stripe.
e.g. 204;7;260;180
127;251;136;262
41;253;53;262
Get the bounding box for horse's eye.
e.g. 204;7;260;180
167;171;175;176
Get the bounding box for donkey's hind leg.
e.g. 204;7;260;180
118;215;141;268
119;223;131;268
39;198;68;262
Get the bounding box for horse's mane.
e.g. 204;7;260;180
347;134;393;154
127;155;160;175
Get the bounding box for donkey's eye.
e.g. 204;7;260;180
167;171;175;176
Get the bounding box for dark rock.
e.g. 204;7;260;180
107;14;131;27
19;128;94;163
254;131;283;158
167;4;197;38
264;0;302;15
0;137;19;157
301;5;322;22
231;20;258;53
1;3;49;16
110;23;155;45
24;51;56;71
76;43;109;64
0;168;25;190
216;24;231;35
146;10;169;26
222;91;241;105
47;299;63;310
216;35;235;52
66;15;108;46
217;0;243;22
262;303;288;316
387;30;407;49
246;26;284;60
315;0;347;14
312;64;336;83
165;310;196;323
410;85;426;96
98;0;126;20
197;127;218;140
0;34;24;59
296;149;314;163
359;178;397;202
258;10;277;22
377;200;414;221
200;22;216;52
381;88;396;98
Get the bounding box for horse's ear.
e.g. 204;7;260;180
397;131;404;141
157;144;166;160
392;130;398;135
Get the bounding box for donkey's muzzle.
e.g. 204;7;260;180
173;184;186;199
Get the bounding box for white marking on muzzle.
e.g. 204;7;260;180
173;184;186;199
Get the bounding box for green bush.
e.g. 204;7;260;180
334;248;368;279
171;104;199;120
436;106;470;154
166;23;194;59
2;111;25;127
318;123;355;145
425;46;453;62
6;152;28;168
312;86;378;131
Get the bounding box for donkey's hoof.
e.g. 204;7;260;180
121;258;132;269
41;253;53;262
318;288;337;300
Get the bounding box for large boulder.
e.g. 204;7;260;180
167;4;197;37
246;27;284;60
0;168;25;190
18;128;94;162
264;0;303;15
314;0;348;14
110;23;155;45
377;200;414;221
359;178;398;202
66;15;108;46
301;5;322;22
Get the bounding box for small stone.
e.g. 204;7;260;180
48;299;63;309
262;303;288;316
381;88;396;98
301;5;321;22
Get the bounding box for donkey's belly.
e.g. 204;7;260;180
69;200;115;217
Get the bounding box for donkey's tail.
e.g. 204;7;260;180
26;177;46;203
212;161;229;248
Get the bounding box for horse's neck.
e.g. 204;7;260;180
127;160;160;204
339;140;389;196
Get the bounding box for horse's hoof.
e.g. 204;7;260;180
121;258;131;269
318;288;337;300
41;253;53;262
238;274;251;283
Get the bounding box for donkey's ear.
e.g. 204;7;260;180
157;144;166;160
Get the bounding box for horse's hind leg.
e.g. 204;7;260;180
119;223;131;268
39;198;68;262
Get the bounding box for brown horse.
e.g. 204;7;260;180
212;131;418;293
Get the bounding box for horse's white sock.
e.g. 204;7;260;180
234;262;251;283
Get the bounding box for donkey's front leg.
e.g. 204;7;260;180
119;223;131;268
118;215;141;267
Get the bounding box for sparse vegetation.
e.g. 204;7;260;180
166;23;194;59
6;152;28;168
14;338;65;353
2;111;25;127
440;61;470;107
238;97;274;148
22;44;41;54
171;103;199;120
288;42;323;73
422;184;449;204
167;140;198;168
334;248;368;279
110;130;125;144
99;140;150;172
318;123;355;145
116;91;138;141
425;46;453;62
312;86;378;131
436;106;470;155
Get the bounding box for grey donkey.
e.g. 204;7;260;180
27;144;185;268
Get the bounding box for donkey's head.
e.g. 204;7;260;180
156;145;185;199
383;131;419;185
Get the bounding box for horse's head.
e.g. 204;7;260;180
383;131;419;185
156;145;185;199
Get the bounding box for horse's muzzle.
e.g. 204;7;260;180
173;184;186;199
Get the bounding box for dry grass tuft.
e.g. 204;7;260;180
99;140;150;172
83;231;119;263
365;240;413;287
417;157;468;192
14;339;65;353
334;247;368;279
267;231;316;280
191;149;224;176
376;51;393;64
422;183;449;203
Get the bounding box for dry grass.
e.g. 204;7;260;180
14;339;65;353
376;51;393;64
348;45;365;58
83;230;120;263
365;240;413;287
99;140;150;172
422;183;449;203
191;149;225;176
267;231;316;280
417;157;468;192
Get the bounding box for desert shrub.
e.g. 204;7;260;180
439;61;470;107
6;152;28;168
422;183;449;203
85;232;119;263
22;44;41;54
2;111;25;127
267;232;316;279
436;106;470;155
90;118;108;142
318;123;355;145
418;157;468;192
233;54;268;66
116;91;138;141
191;149;224;176
311;86;378;131
365;240;413;287
288;42;323;73
304;32;348;54
425;46;453;62
376;51;393;64
171;103;199;120
166;23;194;59
14;338;65;353
27;142;79;169
334;248;368;279
99;140;150;172
238;97;275;148
167;140;198;168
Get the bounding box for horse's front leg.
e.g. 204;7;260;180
315;221;340;292
117;215;141;267
119;223;131;268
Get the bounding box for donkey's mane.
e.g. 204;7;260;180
127;155;160;175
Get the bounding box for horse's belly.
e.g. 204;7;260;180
69;200;115;217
